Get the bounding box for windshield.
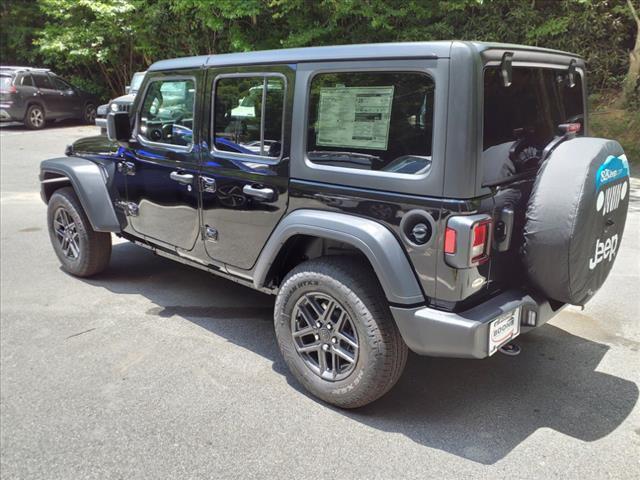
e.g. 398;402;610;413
130;72;145;94
482;66;584;183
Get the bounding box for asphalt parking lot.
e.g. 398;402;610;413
1;123;639;479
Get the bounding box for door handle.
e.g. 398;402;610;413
170;171;194;185
243;184;275;202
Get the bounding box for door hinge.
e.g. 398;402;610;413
201;176;217;193
116;201;139;216
117;161;136;176
203;225;218;242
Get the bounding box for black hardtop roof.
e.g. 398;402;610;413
148;41;581;72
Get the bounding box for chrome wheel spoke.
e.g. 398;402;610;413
292;326;315;338
332;345;355;364
336;332;358;350
317;347;328;373
296;342;320;354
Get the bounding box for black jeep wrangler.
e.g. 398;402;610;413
40;42;630;408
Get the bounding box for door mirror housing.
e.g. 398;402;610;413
125;85;131;94
65;88;76;96
107;111;131;145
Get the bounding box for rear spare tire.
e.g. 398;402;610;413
523;137;630;305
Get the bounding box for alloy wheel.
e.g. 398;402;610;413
85;104;96;123
30;108;44;128
53;207;80;259
291;292;359;381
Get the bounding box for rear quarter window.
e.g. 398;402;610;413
306;72;434;175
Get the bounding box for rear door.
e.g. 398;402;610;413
124;70;202;251
32;73;62;118
199;65;293;270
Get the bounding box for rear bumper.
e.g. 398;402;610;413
0;106;23;122
390;289;565;359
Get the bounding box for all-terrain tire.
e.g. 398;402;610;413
25;104;45;129
47;187;112;277
274;256;408;408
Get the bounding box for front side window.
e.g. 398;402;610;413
214;75;285;158
51;76;72;91
306;72;434;175
138;79;195;147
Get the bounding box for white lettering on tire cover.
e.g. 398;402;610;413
595;181;627;216
589;234;618;270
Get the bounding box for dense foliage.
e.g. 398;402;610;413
0;0;638;103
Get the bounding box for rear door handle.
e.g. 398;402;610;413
170;171;194;185
243;184;275;202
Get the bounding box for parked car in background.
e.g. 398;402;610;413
95;71;146;134
0;66;99;129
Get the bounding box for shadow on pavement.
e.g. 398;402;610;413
82;242;639;465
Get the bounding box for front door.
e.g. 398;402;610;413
50;76;82;119
199;66;293;270
124;72;201;251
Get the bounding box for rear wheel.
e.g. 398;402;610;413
274;257;407;408
25;104;45;129
47;187;111;277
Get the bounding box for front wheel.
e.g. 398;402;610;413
83;103;96;124
47;187;112;277
274;257;408;408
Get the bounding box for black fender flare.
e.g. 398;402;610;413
253;209;425;305
40;157;120;232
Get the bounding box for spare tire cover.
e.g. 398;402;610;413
523;137;630;305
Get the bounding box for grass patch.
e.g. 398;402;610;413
589;93;639;169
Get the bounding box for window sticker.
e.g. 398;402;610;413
316;86;394;150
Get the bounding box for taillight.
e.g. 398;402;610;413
444;227;457;254
1;85;17;94
443;214;493;268
470;220;491;264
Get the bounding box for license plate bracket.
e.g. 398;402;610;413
488;308;521;356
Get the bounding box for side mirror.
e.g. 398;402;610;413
65;88;75;96
125;85;130;94
172;124;193;146
107;111;131;145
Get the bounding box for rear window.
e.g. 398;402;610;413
483;66;584;182
0;75;13;90
306;72;434;175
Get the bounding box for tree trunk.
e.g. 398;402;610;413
621;0;640;106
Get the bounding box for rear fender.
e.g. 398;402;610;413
253;209;425;305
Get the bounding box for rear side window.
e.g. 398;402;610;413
306;72;434;175
213;75;285;158
21;75;33;87
138;79;196;147
33;74;53;89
